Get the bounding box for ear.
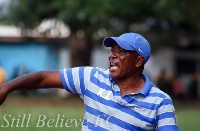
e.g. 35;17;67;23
136;56;144;68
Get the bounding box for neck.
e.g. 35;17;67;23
115;74;145;97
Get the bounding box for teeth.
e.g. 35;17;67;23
110;66;118;70
110;62;118;71
110;63;114;65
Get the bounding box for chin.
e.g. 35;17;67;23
110;73;120;79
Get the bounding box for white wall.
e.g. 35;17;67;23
58;46;175;82
58;46;200;97
145;47;175;83
59;47;110;69
59;48;70;69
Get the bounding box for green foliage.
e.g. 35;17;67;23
6;0;200;34
8;0;57;28
152;0;200;31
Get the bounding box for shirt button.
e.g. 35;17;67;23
118;101;125;105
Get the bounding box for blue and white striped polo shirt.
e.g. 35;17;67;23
60;67;179;131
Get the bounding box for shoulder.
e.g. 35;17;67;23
70;66;110;79
89;67;110;79
149;86;173;107
60;66;110;81
78;66;108;72
151;85;171;98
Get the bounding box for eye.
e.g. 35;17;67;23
119;49;125;53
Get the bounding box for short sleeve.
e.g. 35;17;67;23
156;98;179;131
60;66;94;98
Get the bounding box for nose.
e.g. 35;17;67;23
109;51;117;60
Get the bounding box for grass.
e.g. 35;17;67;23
174;101;200;131
0;105;85;131
0;94;85;131
0;95;200;131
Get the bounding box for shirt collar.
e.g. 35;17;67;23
109;74;153;96
139;74;153;96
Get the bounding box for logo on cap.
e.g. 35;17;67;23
138;48;143;53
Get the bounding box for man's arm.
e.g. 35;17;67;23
156;97;179;131
0;70;64;105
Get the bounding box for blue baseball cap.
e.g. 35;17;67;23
103;32;151;64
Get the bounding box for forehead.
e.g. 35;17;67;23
111;43;140;57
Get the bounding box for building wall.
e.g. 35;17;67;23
145;47;176;83
0;43;59;81
1;42;199;97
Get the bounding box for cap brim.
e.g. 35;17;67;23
103;37;136;51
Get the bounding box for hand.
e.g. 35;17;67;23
0;84;9;106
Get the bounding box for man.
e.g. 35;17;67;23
0;33;179;130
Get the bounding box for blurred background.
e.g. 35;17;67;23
0;0;200;131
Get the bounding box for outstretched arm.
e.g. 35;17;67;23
0;70;64;105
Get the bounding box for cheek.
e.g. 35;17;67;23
119;54;137;68
126;61;135;70
120;60;133;71
123;58;137;70
119;55;126;59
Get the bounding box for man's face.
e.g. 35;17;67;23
108;43;140;80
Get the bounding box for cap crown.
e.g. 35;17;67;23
103;32;151;64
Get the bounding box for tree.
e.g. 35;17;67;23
3;0;200;66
